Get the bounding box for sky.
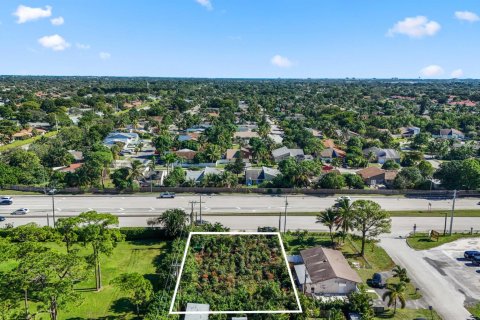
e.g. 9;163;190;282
0;0;479;78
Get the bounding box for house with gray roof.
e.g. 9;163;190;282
103;132;139;149
362;147;400;164
185;167;222;184
294;246;361;295
272;146;305;163
245;166;280;185
437;128;465;140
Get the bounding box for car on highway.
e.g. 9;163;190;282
464;250;480;260
0;216;5;222
371;273;385;288
472;255;480;266
159;192;176;199
11;208;29;215
0;196;13;205
337;196;351;202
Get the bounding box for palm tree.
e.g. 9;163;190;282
129;160;144;185
163;153;179;174
316;208;338;244
382;282;407;315
392;265;410;283
335;198;355;242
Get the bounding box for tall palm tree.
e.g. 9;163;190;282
163;153;179;174
316;208;338;244
335;198;355;242
382;282;407;315
129;160;144;185
392;265;410;283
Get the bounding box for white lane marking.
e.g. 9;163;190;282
149;207;155;212
119;208;125;211
236;207;241;210
56;208;62;212
88;208;93;211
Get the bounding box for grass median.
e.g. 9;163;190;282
407;232;480;250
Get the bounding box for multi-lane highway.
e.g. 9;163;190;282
1;194;479;233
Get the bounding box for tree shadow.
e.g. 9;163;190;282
109;297;135;314
75;287;97;292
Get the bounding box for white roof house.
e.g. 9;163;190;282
103;132;140;148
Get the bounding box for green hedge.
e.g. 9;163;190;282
119;227;166;240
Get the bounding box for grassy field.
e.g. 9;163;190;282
0;240;168;320
0;131;58;152
467;301;480;319
407;232;480;250
374;308;441;319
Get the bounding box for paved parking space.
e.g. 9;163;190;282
423;238;480;305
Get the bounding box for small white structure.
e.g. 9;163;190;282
103;132;139;149
185;303;210;320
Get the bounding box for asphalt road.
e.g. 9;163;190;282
0;194;478;217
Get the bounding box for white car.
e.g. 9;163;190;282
159;192;176;199
337;196;351;202
1;196;12;200
11;208;29;215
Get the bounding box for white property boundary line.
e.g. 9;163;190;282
169;231;303;315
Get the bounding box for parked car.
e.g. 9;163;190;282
464;250;480;260
0;216;5;222
0;196;13;205
371;273;385;288
472;255;480;266
11;208;29;215
159;192;176;199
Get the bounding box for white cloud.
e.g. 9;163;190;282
38;34;70;51
451;69;464;78
50;16;64;26
76;43;90;50
196;0;213;10
271;55;293;68
420;65;444;77
387;16;441;38
99;52;111;60
455;11;479;22
13;5;52;24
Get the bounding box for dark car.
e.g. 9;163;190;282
0;196;13;205
472;255;480;266
371;273;384;288
464;250;480;260
0;216;5;222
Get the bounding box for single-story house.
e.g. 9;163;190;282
68;150;84;162
356;167;398;186
225;148;252;161
437;128;465;140
272;146;305;162
12;127;46;140
234;131;259;140
103;132;139;148
175;149;198;162
178;132;201;142
362;147;400;164
400;126;420;138
245;166;280;185
56;163;84;173
319;148;346;161
185;303;209;320
295;246;361;295
185;167;222;184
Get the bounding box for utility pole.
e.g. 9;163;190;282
189;201;195;226
51;190;56;228
283;196;288;233
278;212;282;231
449;189;457;236
46;212;50;227
189;196;205;225
199;194;203;224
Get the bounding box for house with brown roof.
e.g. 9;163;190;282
175;149;197;162
225;148;252;161
12;127;46;140
294;246;361;295
356;167;398;186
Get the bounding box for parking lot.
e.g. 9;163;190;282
423;238;480;305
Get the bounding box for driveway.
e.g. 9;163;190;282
380;236;474;320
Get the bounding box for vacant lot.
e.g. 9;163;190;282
174;233;299;313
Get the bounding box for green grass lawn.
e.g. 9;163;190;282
374;308;441;319
0;240;168;320
386;277;422;300
407;232;480;250
467;301;480;319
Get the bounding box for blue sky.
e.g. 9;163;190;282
0;0;479;78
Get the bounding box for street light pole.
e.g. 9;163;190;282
449;189;457;236
283;196;288;233
51;191;56;228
